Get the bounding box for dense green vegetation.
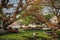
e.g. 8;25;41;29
44;14;54;20
0;29;52;40
21;15;36;25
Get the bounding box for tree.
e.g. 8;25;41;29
0;0;60;31
0;0;23;30
50;0;60;28
21;0;59;29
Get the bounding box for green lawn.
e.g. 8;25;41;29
0;29;52;40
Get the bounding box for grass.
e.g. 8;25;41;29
0;29;52;40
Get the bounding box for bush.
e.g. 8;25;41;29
44;14;54;20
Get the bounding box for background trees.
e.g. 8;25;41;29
0;0;60;30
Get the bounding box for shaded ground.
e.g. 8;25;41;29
0;29;52;40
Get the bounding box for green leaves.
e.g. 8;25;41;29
21;15;34;25
44;14;54;20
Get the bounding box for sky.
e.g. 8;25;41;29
42;6;53;15
8;0;19;4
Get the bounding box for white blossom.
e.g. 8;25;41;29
50;16;58;24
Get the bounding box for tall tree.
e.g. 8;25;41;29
0;0;23;30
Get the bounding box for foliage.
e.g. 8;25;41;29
0;30;52;40
44;14;54;20
21;15;35;25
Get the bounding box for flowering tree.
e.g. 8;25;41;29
0;0;60;30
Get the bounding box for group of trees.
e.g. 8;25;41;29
0;0;23;30
0;0;60;30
